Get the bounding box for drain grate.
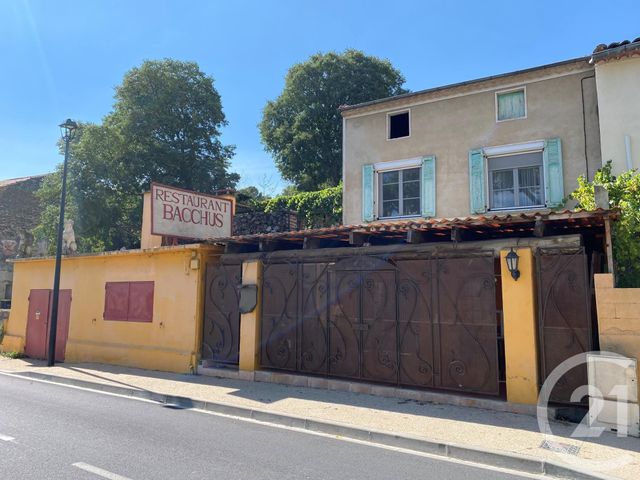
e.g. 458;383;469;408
539;440;581;456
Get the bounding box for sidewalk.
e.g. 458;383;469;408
1;357;638;480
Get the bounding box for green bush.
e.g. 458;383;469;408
571;161;640;287
265;184;342;229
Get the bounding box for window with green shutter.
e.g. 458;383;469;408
496;88;526;121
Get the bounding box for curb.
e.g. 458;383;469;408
1;370;618;480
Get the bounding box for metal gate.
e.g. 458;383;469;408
536;248;592;404
261;251;500;396
202;262;241;365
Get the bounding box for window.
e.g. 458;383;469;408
104;281;154;322
496;88;526;121
388;111;410;139
488;151;544;210
379;167;421;217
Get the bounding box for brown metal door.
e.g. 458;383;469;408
202;263;241;365
396;260;435;388
261;262;298;370
328;270;361;378
25;289;50;359
436;256;499;395
536;248;592;404
361;270;397;383
299;263;330;374
25;289;72;361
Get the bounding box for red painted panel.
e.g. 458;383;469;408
128;281;154;322
25;289;50;359
104;282;130;320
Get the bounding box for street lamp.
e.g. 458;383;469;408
505;247;521;281
47;119;78;367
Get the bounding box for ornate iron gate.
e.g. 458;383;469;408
202;262;241;365
536;248;592;404
261;251;500;396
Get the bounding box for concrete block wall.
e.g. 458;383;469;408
595;273;640;401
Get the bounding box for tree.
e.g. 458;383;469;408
260;50;408;190
571;161;640;287
35;59;238;253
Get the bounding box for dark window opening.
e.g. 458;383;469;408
389;111;410;139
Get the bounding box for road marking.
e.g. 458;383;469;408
0;433;15;442
2;372;548;479
72;462;133;480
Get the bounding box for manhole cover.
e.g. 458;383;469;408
539;440;581;456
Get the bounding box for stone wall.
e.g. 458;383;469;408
233;206;298;236
0;175;47;304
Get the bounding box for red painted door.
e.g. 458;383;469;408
25;289;72;361
25;289;51;359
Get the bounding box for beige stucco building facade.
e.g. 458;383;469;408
341;58;602;225
591;41;640;173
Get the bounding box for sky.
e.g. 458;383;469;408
1;0;639;194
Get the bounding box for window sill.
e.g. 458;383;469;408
487;205;548;214
376;214;423;221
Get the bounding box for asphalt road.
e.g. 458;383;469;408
0;373;535;480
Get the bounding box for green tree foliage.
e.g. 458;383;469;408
571;161;640;287
265;184;342;229
35;60;238;253
260;50;407;190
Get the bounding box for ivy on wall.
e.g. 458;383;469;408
264;184;343;229
571;161;640;287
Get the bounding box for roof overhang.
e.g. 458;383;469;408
209;209;616;254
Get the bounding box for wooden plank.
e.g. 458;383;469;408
406;229;429;244
603;217;615;275
533;219;547;238
219;234;584;263
349;231;369;246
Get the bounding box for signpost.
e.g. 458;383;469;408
150;183;233;240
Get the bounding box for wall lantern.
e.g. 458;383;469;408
505;248;520;281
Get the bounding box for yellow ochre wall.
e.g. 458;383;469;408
239;259;263;372
1;244;222;373
500;248;540;405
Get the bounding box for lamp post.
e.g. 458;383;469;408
47;119;78;367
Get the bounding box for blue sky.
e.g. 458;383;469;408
1;0;638;193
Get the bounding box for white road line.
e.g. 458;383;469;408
0;433;15;442
72;462;133;480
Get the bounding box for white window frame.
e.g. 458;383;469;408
495;87;527;123
387;109;411;141
484;140;545;212
376;160;422;219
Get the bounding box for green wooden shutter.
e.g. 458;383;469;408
468;149;486;214
543;138;564;208
362;164;375;222
421;156;436;217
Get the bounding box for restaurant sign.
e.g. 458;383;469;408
151;183;233;240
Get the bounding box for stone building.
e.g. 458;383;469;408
0;175;47;306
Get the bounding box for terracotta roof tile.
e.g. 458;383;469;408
210;208;614;246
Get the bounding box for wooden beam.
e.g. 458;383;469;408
224;242;258;254
406;229;430;244
258;239;301;252
303;237;344;249
451;227;462;243
349;231;369;246
533;219;547;238
603;217;615;275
